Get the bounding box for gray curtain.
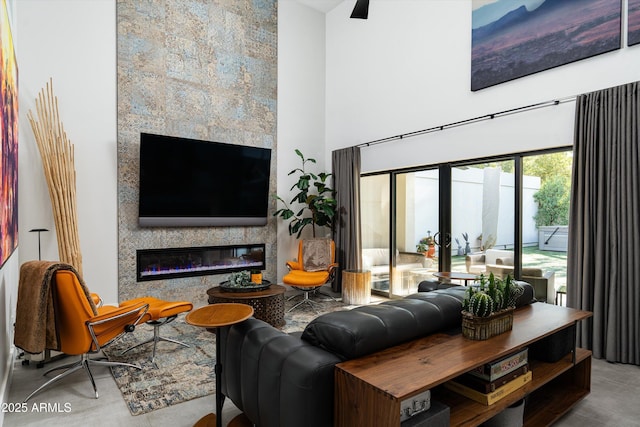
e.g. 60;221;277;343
331;147;362;292
567;81;640;365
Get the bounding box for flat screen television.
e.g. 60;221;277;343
138;133;272;227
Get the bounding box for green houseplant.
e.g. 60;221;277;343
461;273;524;340
274;149;337;238
416;231;436;258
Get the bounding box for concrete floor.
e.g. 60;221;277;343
5;352;639;427
4;350;244;427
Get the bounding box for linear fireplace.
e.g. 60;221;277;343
137;243;265;282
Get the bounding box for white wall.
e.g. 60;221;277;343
324;0;640;171
3;1;115;409
277;1;328;280
16;1;117;303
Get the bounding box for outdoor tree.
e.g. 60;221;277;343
523;152;572;183
533;175;570;227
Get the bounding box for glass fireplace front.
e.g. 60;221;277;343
136;243;265;282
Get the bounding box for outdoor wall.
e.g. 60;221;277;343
361;174;390;249
117;0;278;304
324;1;640;170
365;168;540;256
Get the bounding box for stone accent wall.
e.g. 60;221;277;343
117;0;277;304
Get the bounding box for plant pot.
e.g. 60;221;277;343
462;308;514;340
427;244;436;258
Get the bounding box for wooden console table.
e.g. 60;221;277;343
335;303;592;427
207;284;285;327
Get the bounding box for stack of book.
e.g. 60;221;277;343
444;348;531;405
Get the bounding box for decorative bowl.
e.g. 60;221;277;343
219;279;271;293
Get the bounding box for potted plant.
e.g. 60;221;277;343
220;270;270;292
416;231;436;258
461;273;524;340
274;149;337;238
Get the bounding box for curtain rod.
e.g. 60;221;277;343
356;95;577;148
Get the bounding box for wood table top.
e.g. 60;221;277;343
433;271;478;281
185;303;254;328
207;284;285;299
336;302;592;400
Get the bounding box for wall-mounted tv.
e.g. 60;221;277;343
138;133;272;227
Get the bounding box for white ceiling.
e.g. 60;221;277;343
294;0;345;14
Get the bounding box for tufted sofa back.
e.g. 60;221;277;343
219;283;535;427
301;290;465;360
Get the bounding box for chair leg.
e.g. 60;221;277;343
287;290;320;314
24;358;84;402
313;288;338;301
89;358;141;370
23;354;142;402
82;358;98;399
120;316;190;366
287;284;335;309
42;359;83;376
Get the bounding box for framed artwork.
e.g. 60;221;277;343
471;0;622;91
629;0;640;46
1;0;18;268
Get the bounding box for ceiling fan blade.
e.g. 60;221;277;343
350;0;369;19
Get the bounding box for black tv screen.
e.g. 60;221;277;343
138;133;272;227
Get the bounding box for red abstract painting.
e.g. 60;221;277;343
1;0;18;268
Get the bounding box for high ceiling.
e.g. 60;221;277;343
295;0;344;14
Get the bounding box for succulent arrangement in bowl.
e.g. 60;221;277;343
228;270;252;287
220;270;270;292
462;273;524;318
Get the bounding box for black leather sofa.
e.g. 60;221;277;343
218;282;536;427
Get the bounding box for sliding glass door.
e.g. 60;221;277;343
361;148;571;300
451;160;515;282
520;151;572;303
393;169;439;296
361;174;392;294
361;169;440;298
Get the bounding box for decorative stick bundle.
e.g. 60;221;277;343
27;79;83;275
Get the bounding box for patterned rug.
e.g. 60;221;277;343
104;294;354;416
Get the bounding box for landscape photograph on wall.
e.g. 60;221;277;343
629;0;640;46
1;0;18;268
471;0;622;91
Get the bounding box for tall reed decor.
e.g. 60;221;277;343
27;79;82;274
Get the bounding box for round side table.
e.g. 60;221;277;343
342;270;371;305
186;303;254;427
433;271;477;286
207;284;285;327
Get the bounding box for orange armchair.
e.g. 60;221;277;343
23;269;149;402
283;238;338;312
